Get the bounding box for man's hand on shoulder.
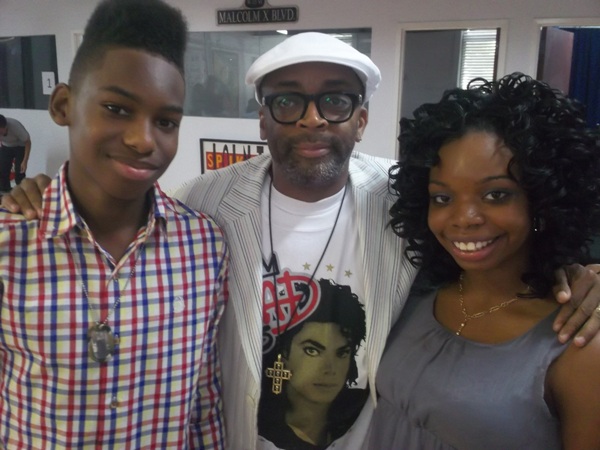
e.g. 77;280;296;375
1;174;51;220
553;263;600;347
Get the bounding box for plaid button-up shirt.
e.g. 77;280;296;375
0;165;228;449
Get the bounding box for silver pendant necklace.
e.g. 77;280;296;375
65;237;143;363
265;178;347;394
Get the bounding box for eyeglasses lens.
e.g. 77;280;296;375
269;93;357;123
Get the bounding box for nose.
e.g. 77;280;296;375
123;118;155;154
321;356;337;375
452;201;485;228
296;100;328;128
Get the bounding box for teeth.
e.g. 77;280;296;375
453;240;493;252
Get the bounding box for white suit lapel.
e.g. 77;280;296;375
349;156;401;399
218;156;272;386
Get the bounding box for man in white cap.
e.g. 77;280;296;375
5;31;600;450
170;32;600;450
179;32;415;449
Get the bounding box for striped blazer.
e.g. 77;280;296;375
173;152;417;449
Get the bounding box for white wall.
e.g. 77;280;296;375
1;0;599;191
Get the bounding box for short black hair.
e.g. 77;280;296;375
69;0;188;89
0;115;6;128
390;72;600;296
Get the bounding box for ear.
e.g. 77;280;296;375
355;107;368;143
48;83;72;127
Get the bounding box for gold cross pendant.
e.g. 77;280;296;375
265;354;292;394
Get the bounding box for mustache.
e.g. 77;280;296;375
286;134;339;147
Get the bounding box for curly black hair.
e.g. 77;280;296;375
69;0;188;90
389;72;600;296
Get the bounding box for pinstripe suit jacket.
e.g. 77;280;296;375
173;151;418;449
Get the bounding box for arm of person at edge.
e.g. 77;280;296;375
546;322;600;448
20;138;31;173
4;174;600;346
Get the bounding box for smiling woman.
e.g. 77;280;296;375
368;72;600;449
426;131;531;276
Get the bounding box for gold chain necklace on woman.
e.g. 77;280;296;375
455;273;527;336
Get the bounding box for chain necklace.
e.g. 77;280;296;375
265;179;347;394
455;273;526;336
66;236;144;363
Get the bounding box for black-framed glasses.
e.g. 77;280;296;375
262;92;363;124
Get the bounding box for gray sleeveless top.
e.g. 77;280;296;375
367;289;565;450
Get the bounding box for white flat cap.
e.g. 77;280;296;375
245;32;381;102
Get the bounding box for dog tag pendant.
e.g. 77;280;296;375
88;323;116;363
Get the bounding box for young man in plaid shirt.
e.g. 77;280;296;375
0;0;228;448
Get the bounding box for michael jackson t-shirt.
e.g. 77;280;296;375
258;182;369;450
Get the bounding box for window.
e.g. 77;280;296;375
0;35;58;109
458;29;499;88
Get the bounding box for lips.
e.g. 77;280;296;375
110;156;161;181
296;142;329;150
111;155;158;171
293;141;331;159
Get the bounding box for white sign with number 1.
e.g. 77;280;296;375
42;71;56;95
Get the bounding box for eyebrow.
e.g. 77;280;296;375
272;79;357;91
101;85;184;114
429;175;515;187
299;338;352;352
300;339;326;350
